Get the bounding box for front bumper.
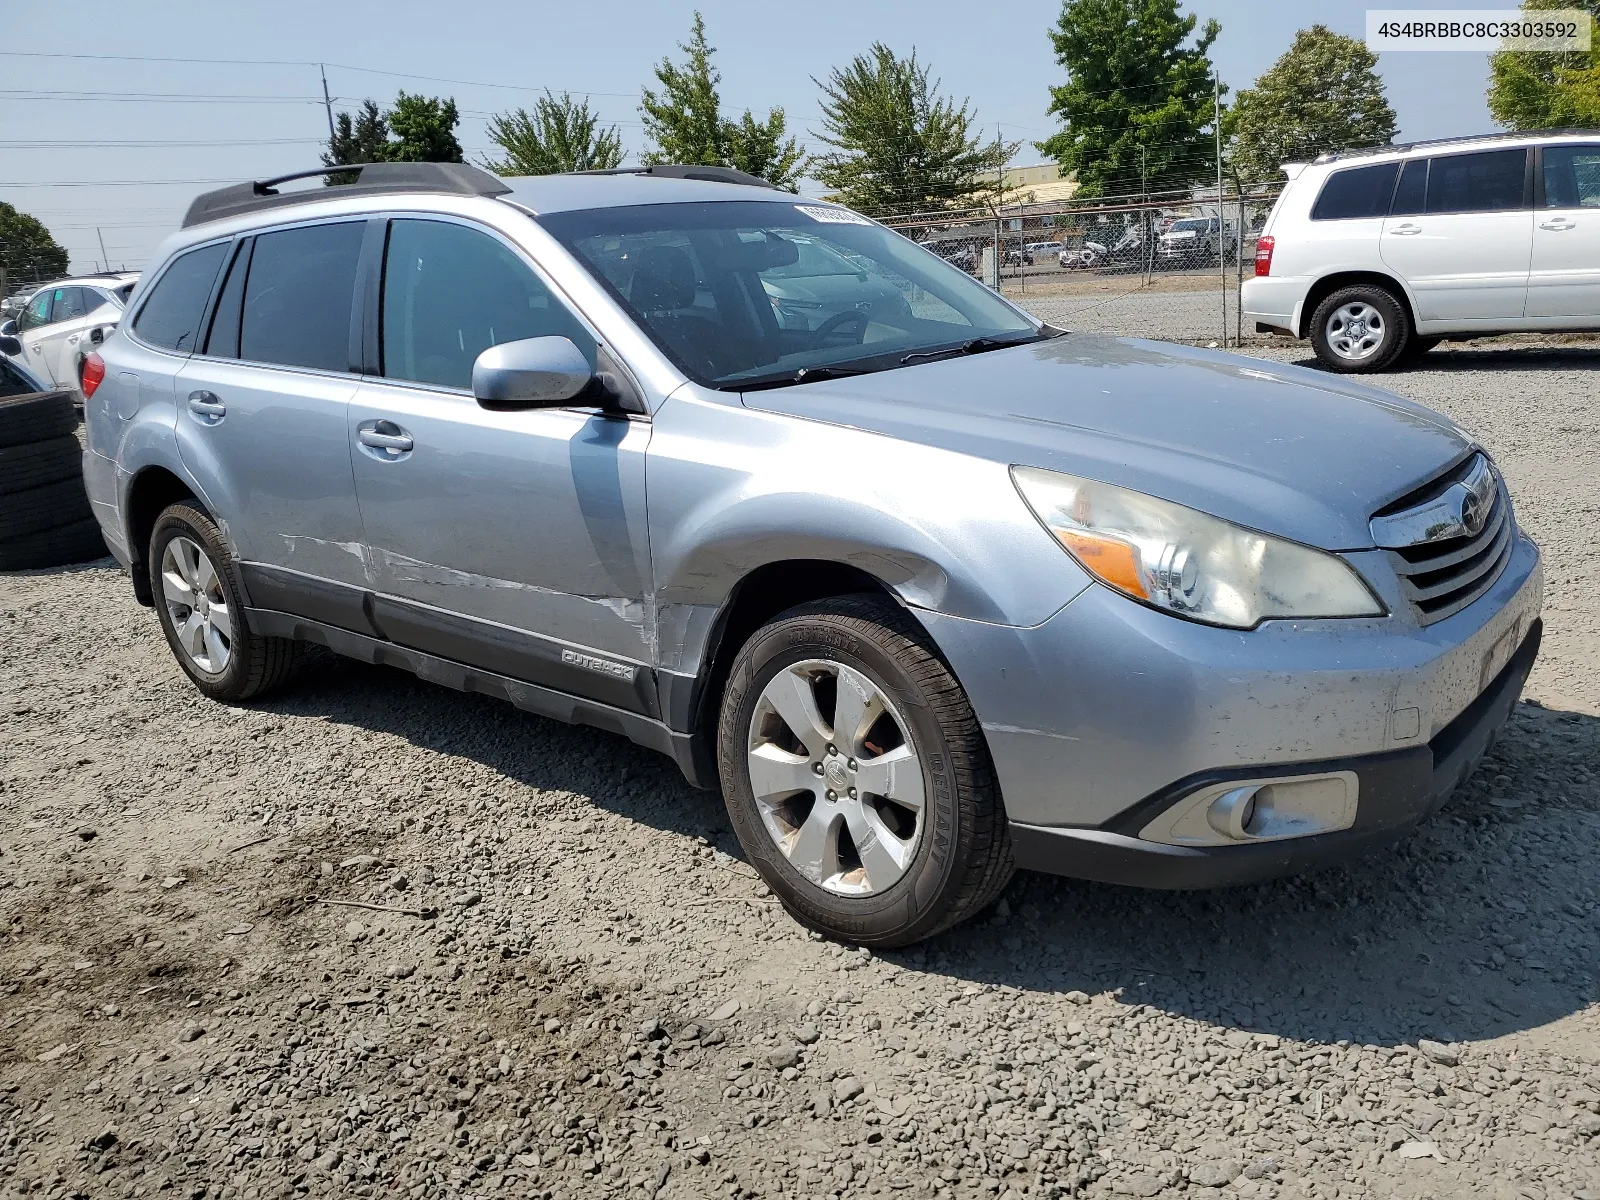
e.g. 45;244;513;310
916;531;1542;888
1008;618;1538;887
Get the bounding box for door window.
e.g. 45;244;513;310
1425;149;1527;214
50;288;90;323
1542;144;1600;208
1310;162;1399;221
203;240;251;359
1390;159;1427;216
239;222;364;372
133;242;230;352
18;290;53;332
380;218;596;390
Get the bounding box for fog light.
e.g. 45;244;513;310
1206;786;1260;841
1139;771;1359;848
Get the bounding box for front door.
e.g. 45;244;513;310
33;287;93;387
1379;148;1533;324
1527;142;1600;321
174;221;371;628
348;216;655;707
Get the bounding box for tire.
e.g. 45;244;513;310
0;390;77;450
0;476;93;539
148;501;305;702
0;436;83;496
0;515;106;571
717;594;1013;948
1309;284;1411;373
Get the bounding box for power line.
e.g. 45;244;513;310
0;138;325;148
0;179;240;188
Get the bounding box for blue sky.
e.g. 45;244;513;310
4;0;1498;273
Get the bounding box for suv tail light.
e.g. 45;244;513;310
1254;235;1274;277
81;352;106;399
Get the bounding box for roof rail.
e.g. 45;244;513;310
1313;127;1600;165
181;161;513;228
572;163;781;189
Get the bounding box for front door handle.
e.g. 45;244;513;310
1539;217;1576;231
1390;223;1422;236
187;390;225;423
358;420;413;457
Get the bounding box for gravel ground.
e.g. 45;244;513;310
2;340;1598;1200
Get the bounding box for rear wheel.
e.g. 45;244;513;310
717;595;1013;947
1310;285;1411;373
148;502;304;702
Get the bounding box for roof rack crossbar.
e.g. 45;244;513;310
181;161;513;229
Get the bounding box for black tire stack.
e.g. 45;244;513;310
0;389;108;570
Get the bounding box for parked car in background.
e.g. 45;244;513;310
1245;129;1600;372
0;332;52;396
1025;241;1059;262
1157;216;1236;265
0;273;140;398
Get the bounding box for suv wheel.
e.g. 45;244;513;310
1310;285;1411;373
717;595;1013;947
149;501;304;702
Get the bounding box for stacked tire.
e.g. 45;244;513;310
0;389;107;570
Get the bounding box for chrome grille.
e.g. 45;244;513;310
1371;454;1514;626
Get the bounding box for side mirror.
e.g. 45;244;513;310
0;335;20;357
471;336;594;409
0;319;17;338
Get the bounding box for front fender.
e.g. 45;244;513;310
646;386;1092;674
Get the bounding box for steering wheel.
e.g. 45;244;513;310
810;309;869;349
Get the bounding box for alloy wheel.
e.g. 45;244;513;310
745;659;926;896
1324;301;1387;362
160;535;233;673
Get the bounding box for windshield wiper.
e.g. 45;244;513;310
737;364;878;392
900;335;1036;366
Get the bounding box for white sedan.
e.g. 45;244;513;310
1;273;138;397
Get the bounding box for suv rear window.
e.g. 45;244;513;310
1310;163;1399;221
239;222;364;373
133;242;229;352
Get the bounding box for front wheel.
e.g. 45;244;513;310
717;595;1013;947
1309;285;1411;373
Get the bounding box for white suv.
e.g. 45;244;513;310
0;273;140;396
1243;130;1600;372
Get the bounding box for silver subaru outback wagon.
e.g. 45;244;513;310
82;162;1542;947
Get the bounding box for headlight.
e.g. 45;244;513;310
1011;466;1383;629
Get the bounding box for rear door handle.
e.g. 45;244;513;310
1539;217;1576;231
1390;223;1422;236
187;390;225;423
358;420;413;457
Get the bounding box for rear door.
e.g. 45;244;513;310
174;220;371;628
1527;142;1600;320
1379;148;1533;324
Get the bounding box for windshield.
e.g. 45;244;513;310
1170;219;1211;232
538;200;1040;388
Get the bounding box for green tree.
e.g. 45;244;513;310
386;91;463;163
1489;0;1600;128
323;99;392;169
0;202;68;284
485;92;623;175
1037;0;1223;198
1228;25;1397;184
639;11;806;187
812;44;1017;215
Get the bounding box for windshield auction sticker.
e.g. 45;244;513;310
1367;9;1592;51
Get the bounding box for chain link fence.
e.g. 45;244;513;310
876;182;1284;347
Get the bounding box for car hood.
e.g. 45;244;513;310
739;334;1475;550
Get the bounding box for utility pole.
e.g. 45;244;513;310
1215;76;1226;346
320;64;337;145
96;228;110;274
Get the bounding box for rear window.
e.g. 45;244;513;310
133;242;229;352
1310;162;1399;221
1426;149;1526;214
239;222;364;373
